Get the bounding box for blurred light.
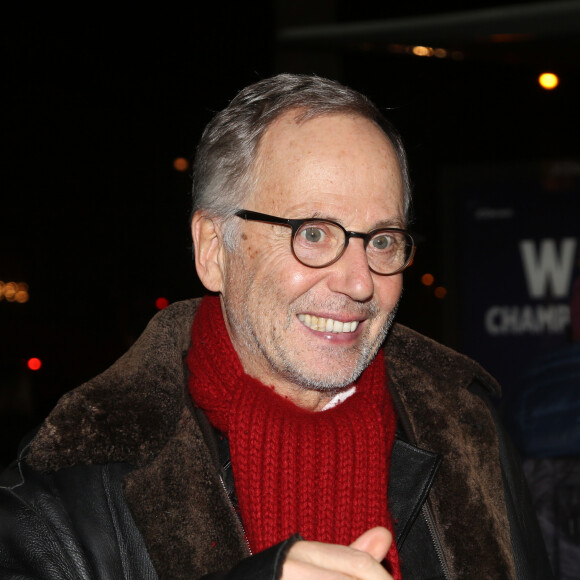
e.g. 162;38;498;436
0;281;29;303
412;46;432;57
15;291;29;303
388;43;454;60
538;73;559;90
27;357;42;371
4;282;17;301
155;297;169;310
173;157;189;172
434;286;447;299
421;273;435;286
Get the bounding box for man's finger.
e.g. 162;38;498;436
285;539;392;580
283;557;373;580
349;527;392;562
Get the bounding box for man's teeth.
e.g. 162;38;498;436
297;314;360;333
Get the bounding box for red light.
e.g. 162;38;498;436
27;357;42;371
421;273;435;286
155;297;169;310
173;157;189;172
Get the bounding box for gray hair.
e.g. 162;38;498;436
191;73;412;248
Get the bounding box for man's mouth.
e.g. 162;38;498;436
297;314;360;333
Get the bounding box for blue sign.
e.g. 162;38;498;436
454;161;580;395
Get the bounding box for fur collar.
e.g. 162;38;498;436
27;299;513;579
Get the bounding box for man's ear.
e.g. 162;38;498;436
191;212;226;293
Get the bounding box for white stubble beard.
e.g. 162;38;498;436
224;286;401;394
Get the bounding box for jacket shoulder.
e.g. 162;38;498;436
26;299;201;472
385;323;501;398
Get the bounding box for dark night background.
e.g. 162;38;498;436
2;3;579;465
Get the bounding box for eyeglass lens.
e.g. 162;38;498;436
293;221;411;274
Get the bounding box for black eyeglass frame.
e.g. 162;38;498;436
234;209;416;276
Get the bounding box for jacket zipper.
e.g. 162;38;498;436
422;503;451;580
219;474;252;555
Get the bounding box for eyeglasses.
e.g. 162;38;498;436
235;209;416;275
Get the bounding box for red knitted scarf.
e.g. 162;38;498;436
187;296;400;578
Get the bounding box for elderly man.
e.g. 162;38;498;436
0;74;550;579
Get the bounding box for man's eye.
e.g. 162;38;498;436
371;234;393;250
300;227;325;243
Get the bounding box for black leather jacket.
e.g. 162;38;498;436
0;300;553;579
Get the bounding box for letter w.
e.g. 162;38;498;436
519;238;577;299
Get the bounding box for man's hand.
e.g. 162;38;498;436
282;527;393;579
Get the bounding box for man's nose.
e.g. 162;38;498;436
326;239;374;301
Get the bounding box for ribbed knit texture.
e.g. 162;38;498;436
187;295;401;578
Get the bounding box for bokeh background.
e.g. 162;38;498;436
2;5;580;571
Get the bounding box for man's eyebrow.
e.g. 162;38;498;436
372;217;407;229
307;211;407;230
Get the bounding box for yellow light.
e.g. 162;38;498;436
412;46;432;57
173;157;189;172
539;73;559;90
